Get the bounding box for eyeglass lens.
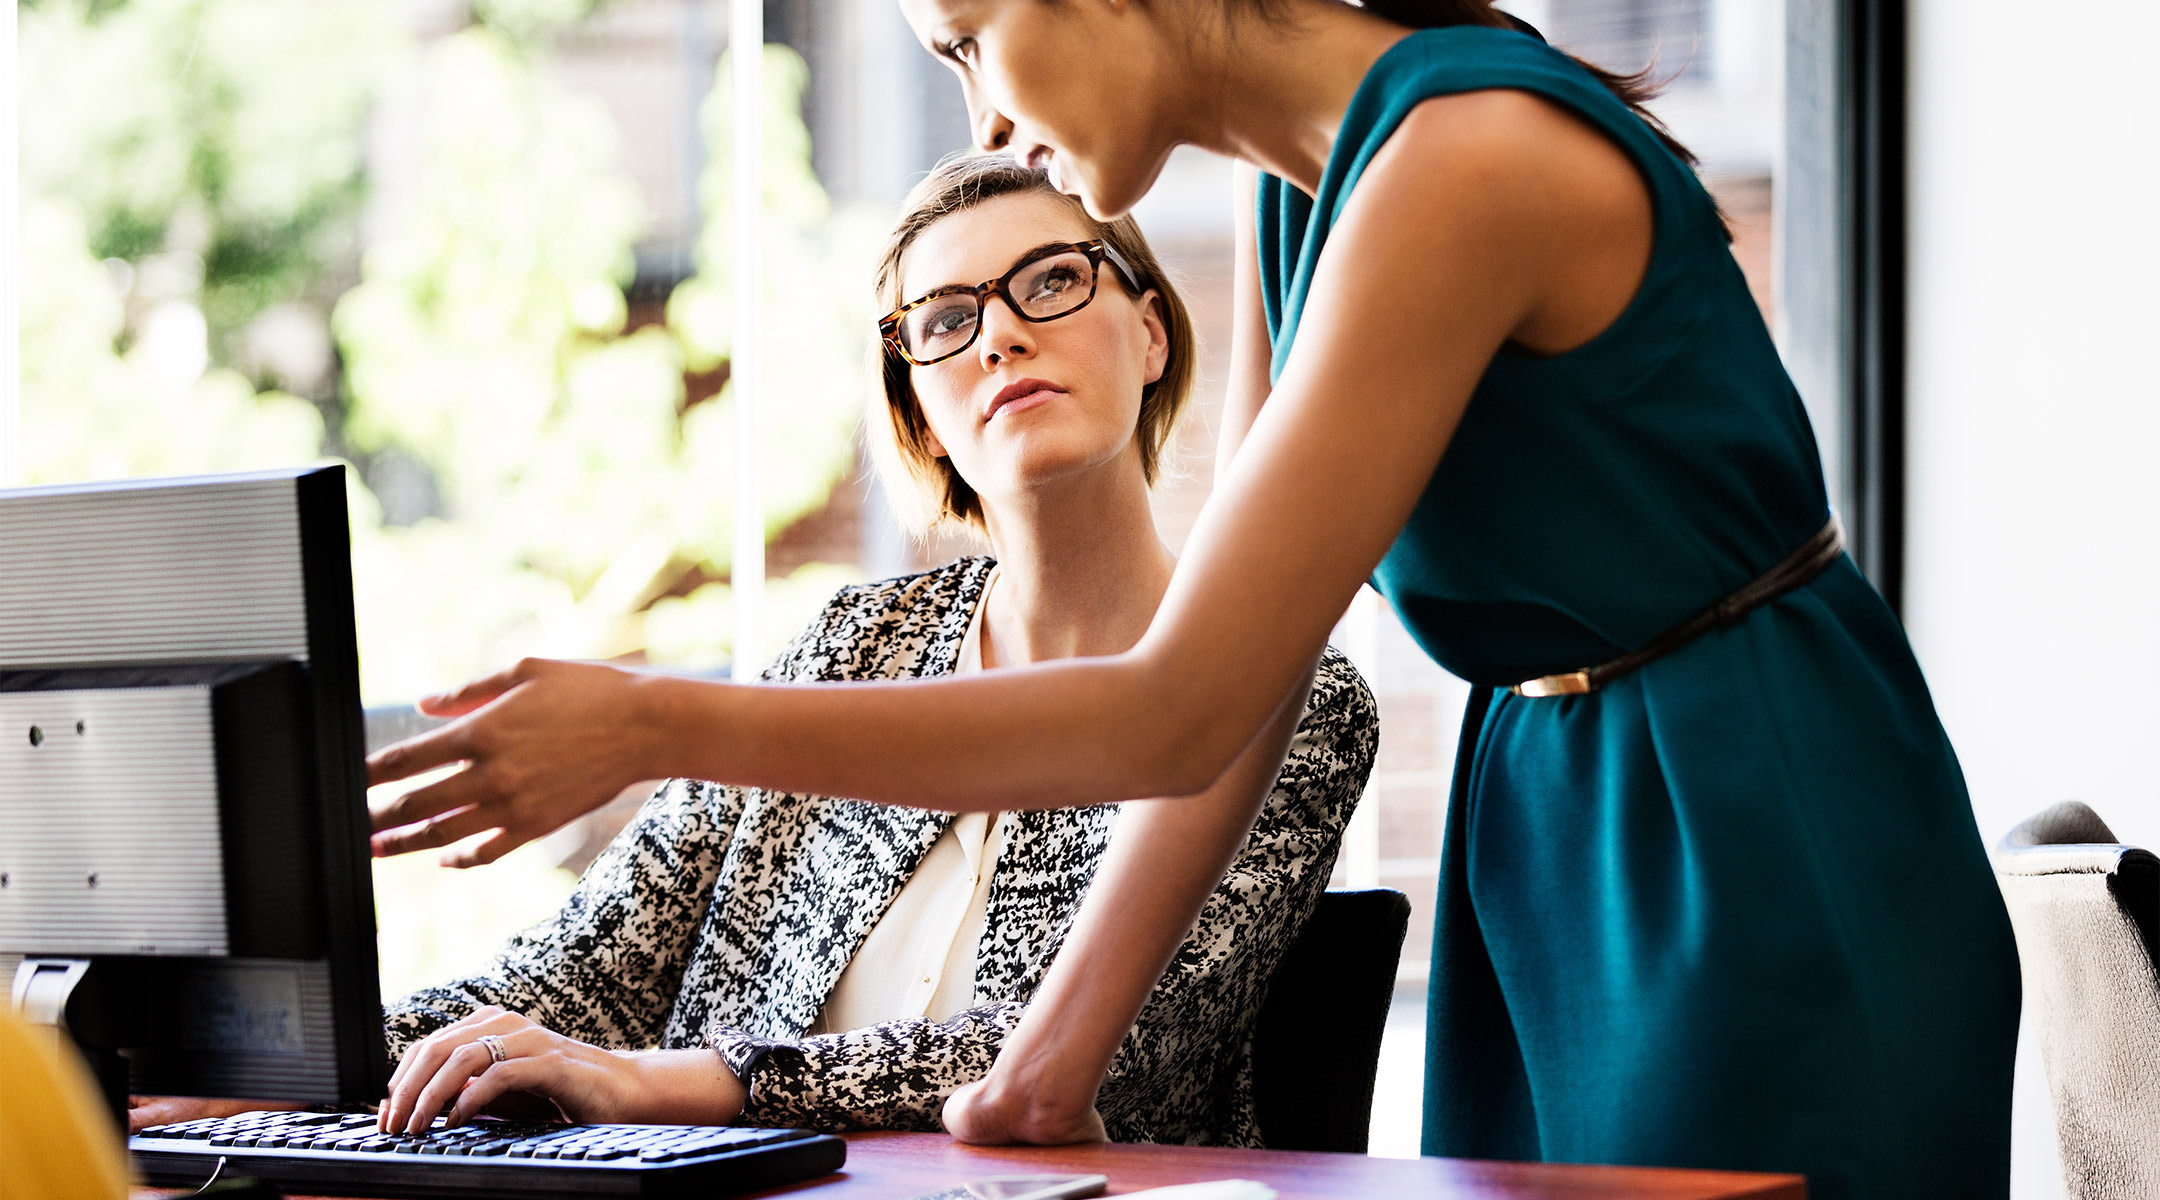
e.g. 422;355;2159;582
899;249;1098;361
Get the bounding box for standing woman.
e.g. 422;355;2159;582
368;2;2019;1196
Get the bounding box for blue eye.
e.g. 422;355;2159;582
906;298;979;353
1027;266;1082;301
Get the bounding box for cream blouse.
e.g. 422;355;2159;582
809;570;1005;1034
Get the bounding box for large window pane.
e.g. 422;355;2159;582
16;0;880;1000
15;2;1790;1139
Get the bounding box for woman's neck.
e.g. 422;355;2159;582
976;462;1176;668
1169;0;1413;196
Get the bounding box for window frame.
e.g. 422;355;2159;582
2;2;19;489
1781;0;1908;612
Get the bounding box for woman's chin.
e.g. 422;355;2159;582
1069;147;1177;221
1058;162;1144;221
1072;181;1139;222
999;448;1140;499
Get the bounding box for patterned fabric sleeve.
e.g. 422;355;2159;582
380;586;884;1059
704;649;1379;1140
708;1005;1025;1132
1094;650;1377;1143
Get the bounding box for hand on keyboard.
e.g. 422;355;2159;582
127;1095;301;1134
382;1005;747;1134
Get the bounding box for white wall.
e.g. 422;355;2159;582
1905;2;2160;1195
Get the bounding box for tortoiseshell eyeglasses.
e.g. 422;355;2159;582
878;239;1143;367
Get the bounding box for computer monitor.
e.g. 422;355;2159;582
0;466;390;1118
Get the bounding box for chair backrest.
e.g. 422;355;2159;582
1249;887;1411;1154
1995;801;2160;1199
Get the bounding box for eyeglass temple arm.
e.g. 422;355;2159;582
1096;241;1143;294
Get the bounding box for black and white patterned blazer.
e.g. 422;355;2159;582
384;557;1378;1146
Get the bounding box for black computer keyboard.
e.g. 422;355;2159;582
130;1108;847;1198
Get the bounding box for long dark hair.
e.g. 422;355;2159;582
1236;0;1728;237
1236;0;1703;169
1363;0;1701;165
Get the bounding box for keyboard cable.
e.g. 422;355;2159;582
190;1155;231;1195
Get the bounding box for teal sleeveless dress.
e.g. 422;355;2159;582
1256;28;2019;1200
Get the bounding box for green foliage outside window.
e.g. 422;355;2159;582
20;0;884;995
19;0;385;483
19;0;878;705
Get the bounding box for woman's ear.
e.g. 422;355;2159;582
1138;289;1169;386
922;423;950;459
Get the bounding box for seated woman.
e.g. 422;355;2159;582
364;152;1377;1145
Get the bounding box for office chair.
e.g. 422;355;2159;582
1249;887;1412;1154
1995;801;2160;1199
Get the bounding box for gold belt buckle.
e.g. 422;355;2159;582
1512;670;1592;698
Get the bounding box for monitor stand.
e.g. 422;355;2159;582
13;957;132;1131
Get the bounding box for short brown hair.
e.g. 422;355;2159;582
866;152;1198;535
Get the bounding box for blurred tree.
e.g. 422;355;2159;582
650;45;887;672
18;0;395;353
336;37;876;699
19;0;884;995
20;0;877;703
17;0;396;481
21;0;885;994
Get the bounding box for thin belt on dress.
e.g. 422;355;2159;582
1511;515;1847;698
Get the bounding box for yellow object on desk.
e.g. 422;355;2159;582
0;1007;131;1200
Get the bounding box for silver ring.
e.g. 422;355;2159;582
478;1034;508;1065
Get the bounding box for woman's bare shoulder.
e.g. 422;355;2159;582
1344;88;1655;356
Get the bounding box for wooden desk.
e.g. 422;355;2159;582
748;1135;1804;1199
138;1132;1805;1199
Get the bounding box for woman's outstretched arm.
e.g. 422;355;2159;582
368;89;1618;855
